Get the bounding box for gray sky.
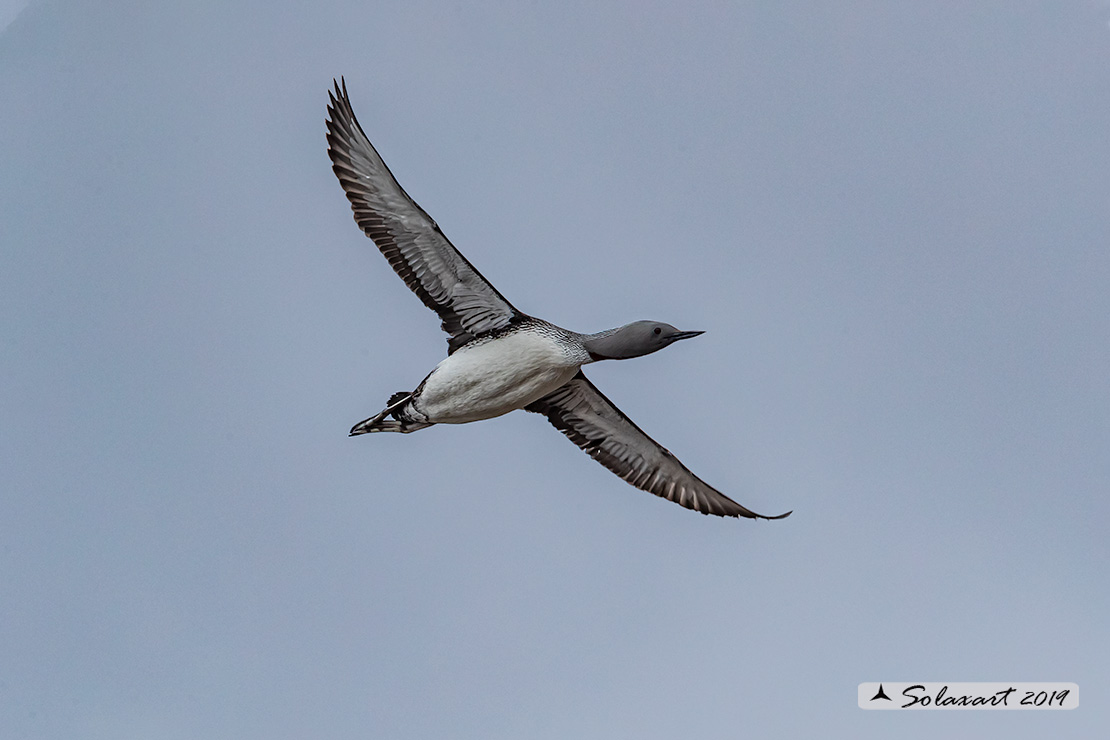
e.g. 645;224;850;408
2;1;1108;738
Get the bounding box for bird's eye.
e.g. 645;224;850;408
653;327;662;335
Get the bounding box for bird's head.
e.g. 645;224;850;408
582;321;705;361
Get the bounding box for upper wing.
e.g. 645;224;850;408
526;372;792;520
326;79;524;351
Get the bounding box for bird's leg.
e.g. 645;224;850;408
349;392;427;435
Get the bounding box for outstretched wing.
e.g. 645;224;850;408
326;79;524;352
526;372;791;520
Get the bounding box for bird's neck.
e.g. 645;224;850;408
580;327;630;362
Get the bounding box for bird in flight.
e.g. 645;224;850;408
326;79;790;520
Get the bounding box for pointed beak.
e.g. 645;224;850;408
669;330;705;342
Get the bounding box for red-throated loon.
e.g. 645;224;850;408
327;79;790;520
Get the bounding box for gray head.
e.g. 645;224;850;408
581;321;705;361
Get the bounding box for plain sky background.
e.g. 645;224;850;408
2;1;1108;738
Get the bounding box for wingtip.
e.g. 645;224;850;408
762;509;792;521
328;77;348;107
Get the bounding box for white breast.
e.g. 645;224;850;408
414;331;582;424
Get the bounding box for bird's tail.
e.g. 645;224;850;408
349;391;431;435
385;391;411;408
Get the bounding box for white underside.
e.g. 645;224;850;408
414;331;582;424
